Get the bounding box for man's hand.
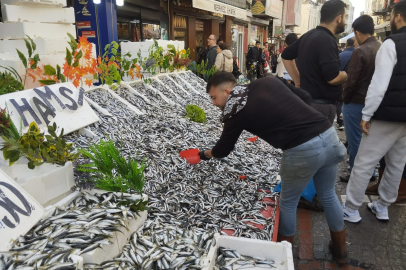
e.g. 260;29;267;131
199;150;212;161
360;120;370;135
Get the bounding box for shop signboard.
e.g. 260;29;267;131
192;0;248;20
274;26;283;36
0;169;45;251
0;82;99;135
266;0;282;19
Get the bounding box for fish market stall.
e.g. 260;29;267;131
0;71;286;269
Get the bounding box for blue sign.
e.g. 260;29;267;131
74;0;100;55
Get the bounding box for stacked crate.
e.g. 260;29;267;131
0;0;76;89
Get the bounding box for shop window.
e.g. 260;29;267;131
142;24;161;40
174;16;187;47
118;22;130;41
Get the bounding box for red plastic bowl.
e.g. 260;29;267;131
180;149;201;164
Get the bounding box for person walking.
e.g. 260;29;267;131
336;38;356;130
263;42;270;66
271;50;279;74
282;0;347;124
339;38;355;71
339;16;381;183
276;50;285;78
246;41;262;81
206;34;218;71
283;33;299;84
214;43;233;72
197;72;347;264
343;1;406;223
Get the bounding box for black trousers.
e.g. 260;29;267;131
336;101;343;126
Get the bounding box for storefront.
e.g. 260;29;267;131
169;0;226;60
116;0;169;43
374;21;391;41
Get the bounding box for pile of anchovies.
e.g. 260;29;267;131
2;192;140;269
2;72;281;269
85;220;216;269
215;247;275;270
74;72;281;239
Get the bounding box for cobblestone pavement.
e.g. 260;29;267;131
291;128;406;270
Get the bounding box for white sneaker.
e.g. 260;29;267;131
342;202;362;223
367;201;389;222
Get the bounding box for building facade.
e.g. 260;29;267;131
342;0;355;33
294;0;321;35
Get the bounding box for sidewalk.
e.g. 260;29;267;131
292;129;406;270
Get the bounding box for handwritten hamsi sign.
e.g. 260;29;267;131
0;82;99;135
0;169;45;251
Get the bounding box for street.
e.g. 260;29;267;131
293;128;406;270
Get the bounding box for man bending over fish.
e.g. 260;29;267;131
198;71;348;265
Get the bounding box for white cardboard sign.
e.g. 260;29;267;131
0;82;99;135
0;169;45;251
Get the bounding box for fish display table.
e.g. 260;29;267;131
1;72;285;269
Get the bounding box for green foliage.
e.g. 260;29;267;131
1;122;79;169
16;35;40;89
98;41;121;90
0;106;21;141
77;139;146;195
193;60;218;81
0;70;24;95
185;104;207;123
118;199;149;217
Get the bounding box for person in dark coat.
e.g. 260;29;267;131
271;50;279;73
232;57;242;79
246;41;262;73
206;34;218;71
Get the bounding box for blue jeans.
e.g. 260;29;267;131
342;103;364;170
279;127;346;236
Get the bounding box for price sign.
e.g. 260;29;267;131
0;170;45;251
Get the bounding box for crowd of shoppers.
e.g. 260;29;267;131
197;2;406;266
198;0;406;267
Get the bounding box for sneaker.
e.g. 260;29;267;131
340;175;350;183
342;203;362;223
367;201;389;222
336;123;344;130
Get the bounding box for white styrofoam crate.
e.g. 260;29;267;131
44;189;148;264
0;39;70;56
0;53;66;76
0;22;76;40
0;0;67;6
2;5;74;24
0;161;75;206
203;234;294;270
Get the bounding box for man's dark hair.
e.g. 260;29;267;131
256;41;261;45
352;15;374;35
346;38;355;47
320;0;346;24
217;38;223;44
285;33;298;46
393;0;406;21
206;71;237;93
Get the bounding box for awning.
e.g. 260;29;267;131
375;21;390;34
339;32;354;43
